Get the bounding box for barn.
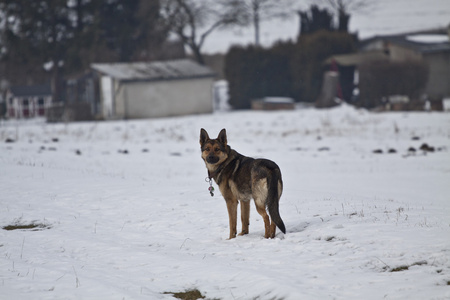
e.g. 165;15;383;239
91;59;216;119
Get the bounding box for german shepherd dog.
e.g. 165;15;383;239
200;128;286;239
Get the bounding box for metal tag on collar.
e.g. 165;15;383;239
205;177;214;197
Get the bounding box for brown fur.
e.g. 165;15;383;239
200;128;286;239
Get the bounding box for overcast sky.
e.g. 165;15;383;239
201;0;450;54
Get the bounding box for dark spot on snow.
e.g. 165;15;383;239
388;148;397;154
170;152;182;156
48;147;57;151
419;143;435;152
3;223;51;231
52;138;59;142
411;136;420;140
76;150;82;155
118;149;129;154
142;148;149;153
164;289;206;300
408;147;416;152
318;147;330;151
389;261;427;272
5;138;15;143
390;265;409;272
373;149;383;154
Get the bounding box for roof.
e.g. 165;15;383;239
325;51;390;66
360;31;450;54
91;59;216;82
9;84;52;97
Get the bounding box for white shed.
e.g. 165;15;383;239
91;59;216;119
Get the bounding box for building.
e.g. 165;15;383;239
360;28;450;101
325;27;450;109
6;84;53;119
91;59;216;119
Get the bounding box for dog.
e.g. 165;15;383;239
200;128;286;239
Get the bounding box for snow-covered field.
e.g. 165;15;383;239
1;105;450;299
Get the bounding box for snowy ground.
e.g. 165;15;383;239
1;105;450;299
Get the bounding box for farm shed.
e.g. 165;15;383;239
91;59;216;119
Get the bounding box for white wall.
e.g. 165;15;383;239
100;76;114;118
119;77;214;119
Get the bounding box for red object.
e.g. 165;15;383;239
331;59;344;100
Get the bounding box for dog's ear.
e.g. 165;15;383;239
200;128;210;146
217;128;227;146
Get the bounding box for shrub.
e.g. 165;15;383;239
224;42;294;109
224;31;356;109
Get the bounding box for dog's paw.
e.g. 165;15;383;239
227;234;237;240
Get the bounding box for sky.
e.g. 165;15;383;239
201;0;450;54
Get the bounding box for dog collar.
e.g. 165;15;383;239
205;176;214;197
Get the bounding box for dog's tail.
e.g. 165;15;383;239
267;168;286;234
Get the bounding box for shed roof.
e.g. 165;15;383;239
360;32;450;54
91;59;215;82
325;51;390;66
9;84;52;97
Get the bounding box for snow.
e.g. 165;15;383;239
1;105;450;299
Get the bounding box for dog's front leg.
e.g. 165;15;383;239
225;198;238;239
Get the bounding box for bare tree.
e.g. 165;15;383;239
315;0;374;15
234;0;296;46
161;0;247;64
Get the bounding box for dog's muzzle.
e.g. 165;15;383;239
206;155;219;164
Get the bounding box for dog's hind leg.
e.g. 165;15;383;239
225;198;238;239
269;221;277;239
255;203;271;238
239;200;250;235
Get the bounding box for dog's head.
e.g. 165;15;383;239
200;128;229;167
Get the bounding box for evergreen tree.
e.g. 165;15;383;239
0;0;166;94
0;0;73;99
291;30;356;102
298;5;334;35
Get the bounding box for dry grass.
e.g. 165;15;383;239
3;222;50;231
